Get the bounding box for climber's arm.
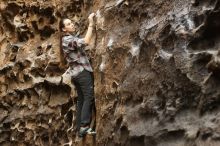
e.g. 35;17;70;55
84;13;95;44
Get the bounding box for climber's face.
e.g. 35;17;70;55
62;19;75;33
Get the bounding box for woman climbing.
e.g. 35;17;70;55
59;13;96;137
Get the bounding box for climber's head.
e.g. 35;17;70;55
59;18;76;33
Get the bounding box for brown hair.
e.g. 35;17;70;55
59;18;67;67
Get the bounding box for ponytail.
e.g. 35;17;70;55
59;18;67;67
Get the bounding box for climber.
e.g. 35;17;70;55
59;13;96;137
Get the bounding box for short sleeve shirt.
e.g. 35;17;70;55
62;34;93;77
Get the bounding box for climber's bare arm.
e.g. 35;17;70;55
84;13;95;44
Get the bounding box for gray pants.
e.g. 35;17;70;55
72;69;95;130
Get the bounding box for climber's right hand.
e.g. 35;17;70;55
88;13;95;24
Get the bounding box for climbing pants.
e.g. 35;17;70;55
71;69;95;130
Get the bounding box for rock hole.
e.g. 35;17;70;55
115;116;123;130
40;7;53;17
38;17;44;24
201;131;213;140
6;3;20;15
203;12;220;39
3;122;10;129
159;129;185;142
41;134;50;145
144;137;157;146
188;12;220;51
128;135;145;146
61;99;73;116
31;21;38;31
214;0;220;11
191;53;212;73
120;125;129;144
193;14;205;28
40;26;55;40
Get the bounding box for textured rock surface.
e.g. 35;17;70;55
1;0;220;146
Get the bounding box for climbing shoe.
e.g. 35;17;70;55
78;127;96;137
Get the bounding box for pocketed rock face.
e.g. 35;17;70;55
1;0;220;146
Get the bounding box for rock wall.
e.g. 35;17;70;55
1;0;220;146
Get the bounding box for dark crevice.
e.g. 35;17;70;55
127;135;145;146
157;129;185;142
119;125;129;144
39;26;55;40
188;12;220;51
203;12;220;39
